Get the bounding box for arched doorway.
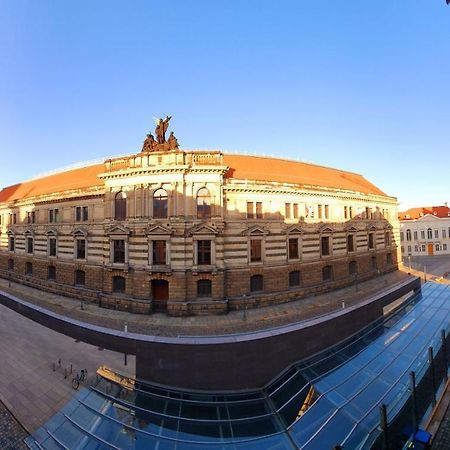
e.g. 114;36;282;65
428;243;434;256
151;279;169;312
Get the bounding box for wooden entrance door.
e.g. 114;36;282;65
428;243;434;256
151;280;169;312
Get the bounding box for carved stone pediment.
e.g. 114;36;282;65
24;228;35;236
6;229;15;236
319;225;333;234
45;228;58;236
285;225;305;235
187;223;219;236
345;225;358;233
106;224;131;236
71;227;89;237
146;224;172;235
241;225;269;236
367;224;377;231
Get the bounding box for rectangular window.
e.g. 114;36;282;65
400;232;404;242
413;231;418;240
27;212;35;224
421;244;426;252
250;275;263;292
49;209;59;223
76;239;86;259
349;206;353;219
113;240;125;263
288;238;299;260
285;203;291;219
250;239;262;262
414;245;419;252
13;213;16;224
76;206;89;221
152;240;166;265
321;236;330;256
289;271;301;288
197;240;211;265
347;234;354;252
421;230;425;239
9;236;15;251
293;203;299;219
197;279;212;297
256;202;263;219
368;233;374;249
324;205;329;219
318;204;323;220
49;209;53;223
443;229;447;239
444;244;447;251
49;238;57;257
385;232;390;247
27;237;33;254
47;266;56;281
435;230;439;238
344;206;348;219
247;202;254;219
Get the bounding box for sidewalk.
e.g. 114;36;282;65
0;270;411;337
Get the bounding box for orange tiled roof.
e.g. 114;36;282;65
0;163;105;203
223;154;387;196
0;153;390;204
398;205;450;220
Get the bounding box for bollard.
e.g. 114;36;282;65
379;403;389;450
70;364;73;374
52;362;56;372
342;301;345;309
58;359;61;368
64;368;67;379
124;353;128;366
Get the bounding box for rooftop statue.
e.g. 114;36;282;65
168;131;179;150
155;115;172;144
141;133;157;153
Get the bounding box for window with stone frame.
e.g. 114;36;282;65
74;270;85;286
7;259;14;271
413;231;418;240
250;239;262;262
371;256;377;270
153;189;168;219
324;205;330;219
49;209;59;223
321;236;330;256
8;236;14;251
197;279;212;298
435;230;439;239
285;203;291;219
152;240;167;265
385;232;391;247
318;204;323;220
114;192;127;221
197;240;212;265
27;211;35;224
246;202;254;219
289;270;301;288
427;228;432;239
25;262;32;276
347;234;355;252
112;276;126;293
386;253;393;266
255;202;263;219
368;232;375;250
196;188;211;219
322;265;333;282
48;237;57;257
76;206;89;222
349;261;358;276
406;229;411;241
76;238;86;259
288;238;299;260
47;265;56;281
113;239;125;263
421;230;425;239
293;203;299;219
26;237;33;254
250;274;263;292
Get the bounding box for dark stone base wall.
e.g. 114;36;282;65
0;249;398;316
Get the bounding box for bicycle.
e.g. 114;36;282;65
72;369;88;390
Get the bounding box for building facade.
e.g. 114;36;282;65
0;135;400;316
399;205;450;256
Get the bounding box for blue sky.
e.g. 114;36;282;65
0;1;448;209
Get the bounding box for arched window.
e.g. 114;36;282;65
113;276;126;293
197;279;212;298
153;189;168;219
75;270;85;286
197;187;211;219
250;275;263;292
349;261;357;276
427;228;432;239
406;229;411;241
114;192;127;221
322;265;333;282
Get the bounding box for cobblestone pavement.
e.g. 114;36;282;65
0;270;411;338
0;400;28;450
0;302;134;433
433;404;450;449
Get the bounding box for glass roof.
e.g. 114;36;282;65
26;282;450;450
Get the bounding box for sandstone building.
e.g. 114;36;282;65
0;127;400;316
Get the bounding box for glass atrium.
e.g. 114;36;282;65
26;282;450;450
